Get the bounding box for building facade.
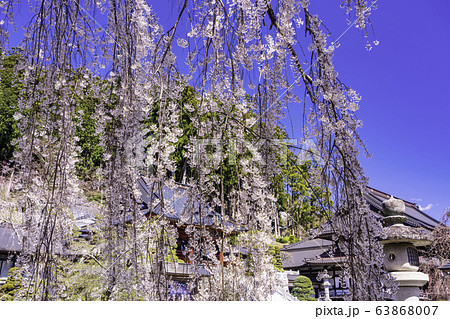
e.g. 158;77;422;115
280;187;440;300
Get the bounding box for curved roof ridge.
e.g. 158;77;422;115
364;186;440;229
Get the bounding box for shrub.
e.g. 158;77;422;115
288;235;299;244
292;275;316;301
0;267;22;301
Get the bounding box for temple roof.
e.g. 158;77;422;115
305;256;347;266
365;186;440;230
280;238;333;269
137;176;244;232
281;186;440;270
0;226;21;253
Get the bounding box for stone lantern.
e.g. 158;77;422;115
379;196;433;301
317;269;332;301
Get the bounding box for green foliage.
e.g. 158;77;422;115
57;257;104;301
85;189;105;203
144;86;251;218
55;240;106;301
276;236;289;244
276;234;300;244
272;130;332;236
173;86;197;183
0;55;105;181
164;245;185;264
143;86;331;234
0;52;22;163
292;275;316;301
0;267;22;301
288;235;300;244
268;245;283;272
73;74;104;181
143;86;198;183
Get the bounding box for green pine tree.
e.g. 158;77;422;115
292;275;316;301
0;51;23;163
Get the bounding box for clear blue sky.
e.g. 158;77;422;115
302;0;450;221
7;1;449;222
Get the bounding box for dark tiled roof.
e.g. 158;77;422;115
281;238;333;251
0;226;21;252
281;238;333;269
315;187;438;241
282;187;440;270
305;256;347;265
1;202;99;253
138;177;244;231
0;225;76;255
365;187;440;230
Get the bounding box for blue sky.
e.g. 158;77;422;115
7;1;449;221
302;1;450;221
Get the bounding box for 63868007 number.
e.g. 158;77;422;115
375;306;438;316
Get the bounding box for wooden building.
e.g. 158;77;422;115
280;186;440;300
